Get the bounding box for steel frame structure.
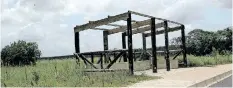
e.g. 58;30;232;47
74;10;187;75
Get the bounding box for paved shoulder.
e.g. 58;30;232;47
128;64;232;87
209;75;232;87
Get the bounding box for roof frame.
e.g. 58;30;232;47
74;11;183;35
74;12;128;32
129;10;182;25
144;25;183;37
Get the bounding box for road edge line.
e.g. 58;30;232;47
188;70;232;87
206;73;232;87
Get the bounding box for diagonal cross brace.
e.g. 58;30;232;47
172;50;182;60
78;54;98;69
105;52;125;69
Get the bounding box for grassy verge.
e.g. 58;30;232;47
1;59;158;87
2;54;230;87
177;54;232;67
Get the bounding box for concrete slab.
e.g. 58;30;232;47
128;64;232;87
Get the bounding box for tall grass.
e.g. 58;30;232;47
2;54;231;87
1;59;157;87
177;54;232;67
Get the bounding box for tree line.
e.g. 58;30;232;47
171;27;232;56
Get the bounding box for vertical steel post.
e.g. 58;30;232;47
122;32;127;62
74;30;80;66
100;54;103;69
103;31;109;63
164;21;170;71
75;32;80;53
91;53;94;63
142;33;147;60
181;25;187;67
151;18;157;73
133;51;136;61
113;52;116;59
127;12;134;75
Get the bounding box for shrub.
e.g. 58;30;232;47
188;57;204;67
177;54;232;67
1;40;41;66
202;58;216;66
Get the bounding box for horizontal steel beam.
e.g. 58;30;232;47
127;22;164;35
108;19;151;35
133;46;181;52
74;12;128;32
145;25;182;37
129;10;183;25
123;19;137;23
129;10;153;18
91;28;110;31
106;24;125;27
156;49;182;53
76;49;128;55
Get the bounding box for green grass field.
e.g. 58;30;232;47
1;54;231;87
176;54;232;67
1;59;158;87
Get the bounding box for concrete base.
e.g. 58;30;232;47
128;64;232;87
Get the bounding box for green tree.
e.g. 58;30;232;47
171;27;232;56
1;40;41;66
214;27;232;54
188;29;216;55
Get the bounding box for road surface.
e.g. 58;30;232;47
209;75;232;87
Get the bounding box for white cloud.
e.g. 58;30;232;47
1;0;231;56
60;24;68;28
216;0;232;9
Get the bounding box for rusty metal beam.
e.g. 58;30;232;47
126;22;164;35
144;25;182;37
74;12;128;32
77;49;128;55
123;19;137;23
91;28;110;31
129;10;183;25
108;19;151;35
106;24;125;27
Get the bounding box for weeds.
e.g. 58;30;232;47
1;59;155;87
177;54;232;67
32;72;40;85
24;66;28;81
2;54;230;87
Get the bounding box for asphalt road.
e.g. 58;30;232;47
209;75;232;87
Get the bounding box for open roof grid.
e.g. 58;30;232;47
74;10;184;36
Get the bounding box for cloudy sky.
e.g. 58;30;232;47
1;0;232;57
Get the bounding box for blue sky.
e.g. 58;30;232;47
1;0;232;57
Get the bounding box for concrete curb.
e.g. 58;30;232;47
188;70;232;87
